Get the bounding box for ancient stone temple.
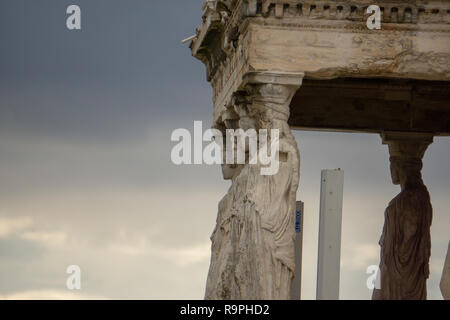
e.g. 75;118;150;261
190;0;450;300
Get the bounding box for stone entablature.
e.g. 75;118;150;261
192;0;450;69
191;0;450;124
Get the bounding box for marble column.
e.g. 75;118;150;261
205;72;304;300
373;132;434;300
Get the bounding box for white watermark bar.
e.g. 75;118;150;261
170;121;281;175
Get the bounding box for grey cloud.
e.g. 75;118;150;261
0;236;45;261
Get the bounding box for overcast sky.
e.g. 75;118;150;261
0;1;448;300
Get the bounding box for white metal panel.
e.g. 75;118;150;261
316;169;344;300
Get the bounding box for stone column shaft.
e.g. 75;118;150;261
205;72;304;300
373;132;434;300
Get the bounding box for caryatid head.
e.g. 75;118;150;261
382;133;433;188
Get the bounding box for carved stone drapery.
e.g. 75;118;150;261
373;132;434;300
204;72;303;300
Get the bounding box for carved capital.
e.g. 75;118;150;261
242;72;304;122
381;132;434;187
217;72;304;130
382;132;434;160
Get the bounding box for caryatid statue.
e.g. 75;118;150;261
373;133;434;300
205;74;303;300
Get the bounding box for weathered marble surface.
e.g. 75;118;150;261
191;0;450;300
205;73;303;299
373;133;433;300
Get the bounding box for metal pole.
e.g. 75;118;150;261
291;201;304;300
